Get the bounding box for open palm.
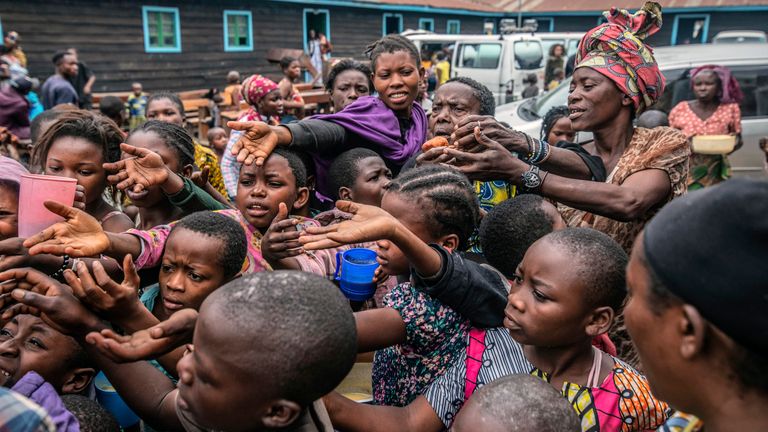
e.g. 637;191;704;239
104;143;169;192
23;201;109;257
299;201;399;250
227;121;279;166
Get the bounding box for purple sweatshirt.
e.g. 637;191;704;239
11;371;80;432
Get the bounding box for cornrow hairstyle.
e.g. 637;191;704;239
172;211;247;280
271;147;308;188
364;34;421;70
328;148;381;200
280;56;297;70
146;91;185;120
128;120;195;170
31;110;123;172
540;105;571;141
445;76;496;116
325;59;374;93
387;164;479;250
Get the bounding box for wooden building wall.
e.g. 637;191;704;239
0;1;494;93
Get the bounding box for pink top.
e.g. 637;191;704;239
669;101;741;138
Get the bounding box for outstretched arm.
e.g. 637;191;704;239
324;393;443;432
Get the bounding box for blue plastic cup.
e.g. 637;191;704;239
334;248;379;301
94;371;140;428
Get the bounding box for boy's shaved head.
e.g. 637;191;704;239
205;271;356;405
451;374;580;432
544;227;628;311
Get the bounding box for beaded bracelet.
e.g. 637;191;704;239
529;139;551;165
50;255;70;280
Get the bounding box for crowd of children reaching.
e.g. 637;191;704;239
0;2;765;432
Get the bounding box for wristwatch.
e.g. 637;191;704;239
520;165;546;193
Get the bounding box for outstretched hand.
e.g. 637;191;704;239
0;267;67;311
104;143;170;192
442;127;525;182
0;272;100;336
190;166;210;189
64;254;142;323
22;201;109;257
261;203;303;264
85;308;198;363
299;201;399;250
227;121;278;166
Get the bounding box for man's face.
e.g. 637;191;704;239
429;81;482;139
58;54;79;77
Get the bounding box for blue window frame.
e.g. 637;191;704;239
142;6;181;53
382;13;403;35
418;18;434;32
223;10;253;52
447;19;461;34
0;17;3;40
671;14;710;45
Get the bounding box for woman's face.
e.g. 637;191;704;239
258;90;284;118
330;69;371;112
567;67;628;131
692;71;720;103
553;45;564;57
146;98;184;127
45;137;107;206
373;50;423;117
546;116;576;144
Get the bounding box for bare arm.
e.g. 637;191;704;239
354;308;406;353
324;393;444;432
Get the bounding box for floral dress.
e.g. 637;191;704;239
669;101;741;190
372;283;469;406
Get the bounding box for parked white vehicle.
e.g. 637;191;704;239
452;34;545;104
712;30;767;44
495;43;768;176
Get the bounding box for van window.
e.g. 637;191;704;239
514;40;543;69
652;65;768;118
457;43;501;69
566;39;579;55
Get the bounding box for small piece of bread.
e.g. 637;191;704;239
422;136;450;152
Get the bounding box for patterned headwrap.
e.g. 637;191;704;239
240;74;280;122
575;2;664;114
690;65;744;105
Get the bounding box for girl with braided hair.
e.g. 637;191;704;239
227;34;427;209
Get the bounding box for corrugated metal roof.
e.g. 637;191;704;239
353;0;503;12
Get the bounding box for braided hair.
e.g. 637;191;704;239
387;165;479;250
540;105;570;141
128;120;195;170
31;109;123;171
364;34;421;70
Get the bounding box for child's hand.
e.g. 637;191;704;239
227;121;278;166
0;267;68;311
261;203;303;265
63;255;142;323
0;272;101;336
104;143;171;193
23;201;110;257
299;201;399;250
189;166;210;189
85;308;198;363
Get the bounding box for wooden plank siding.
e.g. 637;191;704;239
0;1;494;93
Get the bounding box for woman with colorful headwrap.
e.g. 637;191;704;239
669;65;743;189
220;74;284;198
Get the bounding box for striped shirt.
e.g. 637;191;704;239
0;387;55;432
424;327;532;427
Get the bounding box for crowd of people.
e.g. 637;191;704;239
0;1;765;431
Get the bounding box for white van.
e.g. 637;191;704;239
404;31;498;58
495;43;768;176
452;34;545;105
